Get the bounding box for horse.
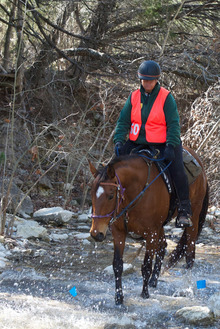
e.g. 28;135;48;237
89;147;209;305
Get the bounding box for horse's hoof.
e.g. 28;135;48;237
115;293;123;305
141;290;149;299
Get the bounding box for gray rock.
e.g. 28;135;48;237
208;293;220;318
16;219;48;239
74;232;91;239
78;213;89;221
50;233;69;241
38;175;53;189
0;259;6;268
33;207;74;225
0;178;33;217
103;263;134;275
176;306;214;325
0;244;11;268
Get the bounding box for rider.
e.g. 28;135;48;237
113;60;192;228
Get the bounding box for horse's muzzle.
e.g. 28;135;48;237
91;231;106;242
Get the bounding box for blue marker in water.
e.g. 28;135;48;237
197;280;206;289
69;286;77;297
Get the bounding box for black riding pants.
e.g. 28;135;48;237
119;140;190;203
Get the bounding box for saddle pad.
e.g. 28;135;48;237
183;149;202;185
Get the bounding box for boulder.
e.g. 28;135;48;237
0;178;33;217
33;207;74;225
208;293;220;318
16;219;48;239
175;306;214;325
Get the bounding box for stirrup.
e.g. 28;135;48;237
176;215;193;228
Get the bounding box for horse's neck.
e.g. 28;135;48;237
116;158;151;188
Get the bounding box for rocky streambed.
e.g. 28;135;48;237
0;207;220;329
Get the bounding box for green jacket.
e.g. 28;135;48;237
114;82;181;147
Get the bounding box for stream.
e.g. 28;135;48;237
0;213;219;329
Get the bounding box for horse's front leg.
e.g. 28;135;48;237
112;229;126;305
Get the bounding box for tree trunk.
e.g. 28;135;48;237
3;0;17;71
16;0;25;102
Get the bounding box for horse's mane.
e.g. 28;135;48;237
97;154;140;183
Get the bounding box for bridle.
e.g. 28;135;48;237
91;173;126;225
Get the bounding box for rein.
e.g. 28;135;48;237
91;158;172;225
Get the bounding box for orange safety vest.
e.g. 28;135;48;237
129;87;170;143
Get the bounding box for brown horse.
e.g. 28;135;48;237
89;147;209;305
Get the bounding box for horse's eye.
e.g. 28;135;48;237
108;194;114;200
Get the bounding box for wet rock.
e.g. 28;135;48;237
33;207;74;225
206;214;216;221
171;228;182;237
103;263;134;275
0;178;33;217
15;219;48;239
175;306;214;325
0;243;11;256
208;292;220;318
50;233;69;241
77;225;90;232
0;244;11;268
78;213;89;221
172;287;194;298
0;259;6;268
33;249;48;257
74;232;91;240
209;206;220;217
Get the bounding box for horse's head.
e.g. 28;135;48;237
89;161;122;242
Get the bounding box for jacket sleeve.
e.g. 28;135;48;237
164;93;181;147
113;94;132;144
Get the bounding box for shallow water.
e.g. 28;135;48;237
0;221;220;329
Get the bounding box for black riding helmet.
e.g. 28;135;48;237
138;60;161;80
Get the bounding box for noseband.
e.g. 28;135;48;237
91;173;126;225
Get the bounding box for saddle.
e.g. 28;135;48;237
132;145;202;224
133;145;202;192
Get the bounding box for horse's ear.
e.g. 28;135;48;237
88;160;98;178
107;164;115;179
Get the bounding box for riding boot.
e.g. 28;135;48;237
165;142;193;228
176;199;193;228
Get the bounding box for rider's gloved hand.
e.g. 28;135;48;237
115;141;123;156
164;144;175;162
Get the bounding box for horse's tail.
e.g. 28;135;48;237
165;182;209;269
197;182;209;238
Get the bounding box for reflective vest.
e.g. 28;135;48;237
129;87;170;143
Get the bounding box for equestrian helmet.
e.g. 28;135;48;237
138;60;161;80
